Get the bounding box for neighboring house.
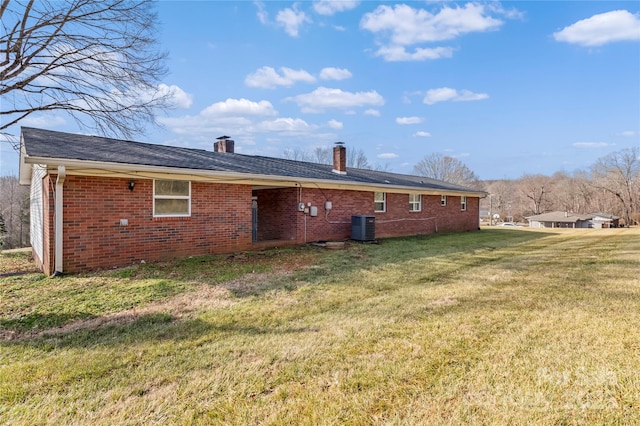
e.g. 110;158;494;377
525;211;619;229
19;127;486;275
589;213;620;229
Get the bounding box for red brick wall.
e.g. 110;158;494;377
54;176;253;273
43;174;480;273
254;188;298;241
254;188;480;243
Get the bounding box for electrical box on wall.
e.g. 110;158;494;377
297;203;305;212
310;206;318;217
325;201;332;210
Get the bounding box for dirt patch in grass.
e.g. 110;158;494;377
1;248;322;341
0;251;40;276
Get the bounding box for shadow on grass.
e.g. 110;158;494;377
0;229;558;344
1;312;319;349
287;229;557;286
0;312;93;333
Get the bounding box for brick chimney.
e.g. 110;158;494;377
332;142;346;175
214;135;234;153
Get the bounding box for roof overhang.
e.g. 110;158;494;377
21;154;487;197
18;135;32;185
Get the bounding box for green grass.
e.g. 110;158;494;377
1;228;639;425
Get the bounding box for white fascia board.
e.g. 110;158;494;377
23;155;486;197
18;135;32;185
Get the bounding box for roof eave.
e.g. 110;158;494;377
23;155;486;196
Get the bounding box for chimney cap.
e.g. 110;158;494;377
334;141;345;146
216;135;231;140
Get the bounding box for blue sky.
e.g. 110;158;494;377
2;1;639;180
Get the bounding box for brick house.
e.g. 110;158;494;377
19;127;486;275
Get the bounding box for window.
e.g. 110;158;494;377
154;180;191;217
409;194;422;212
461;196;467;211
374;192;386;212
441;195;447;206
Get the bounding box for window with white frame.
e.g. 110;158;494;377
374;192;386;212
461;196;467;211
409;194;422;212
154;180;191;216
441;195;447;206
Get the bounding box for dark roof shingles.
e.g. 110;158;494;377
22;127;483;194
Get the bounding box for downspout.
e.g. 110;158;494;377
54;166;66;276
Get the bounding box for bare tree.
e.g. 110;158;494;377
0;175;30;249
283;145;375;170
549;171;594;214
0;212;7;248
312;147;332;165
283;147;313;162
1;0;170;139
483;179;520;222
591;147;640;226
413;153;479;187
347;148;370;169
519;174;554;215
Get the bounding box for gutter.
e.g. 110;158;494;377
54;165;66;276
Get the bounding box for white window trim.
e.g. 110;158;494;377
409;194;422;212
374;192;386;213
153;180;191;217
441;195;447;206
461;196;467;211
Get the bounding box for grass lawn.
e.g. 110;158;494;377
1;228;639;425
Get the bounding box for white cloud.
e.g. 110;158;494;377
154;95;349;154
396;116;423;125
285;86;384;113
201;98;277;117
361;3;506;61
375;46;455;62
255;1;269;25
364;109;381;117
157;84;193;108
257;117;317;134
414;131;431;137
362;3;503;45
156;98;328;147
378;152;398;159
19;114;67;128
87;83;192;113
618;130;637;137
573;142;615;148
327;119;343;129
245;66;316;89
319;67;352;80
313;0;359;16
554;10;640;46
423;87;489;105
276;4;311;37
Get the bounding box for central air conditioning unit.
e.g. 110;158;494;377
351;215;375;241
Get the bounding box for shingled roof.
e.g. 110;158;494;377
20;127;485;195
525;212;593;223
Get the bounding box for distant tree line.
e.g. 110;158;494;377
282;146;390;171
481;147;639;226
